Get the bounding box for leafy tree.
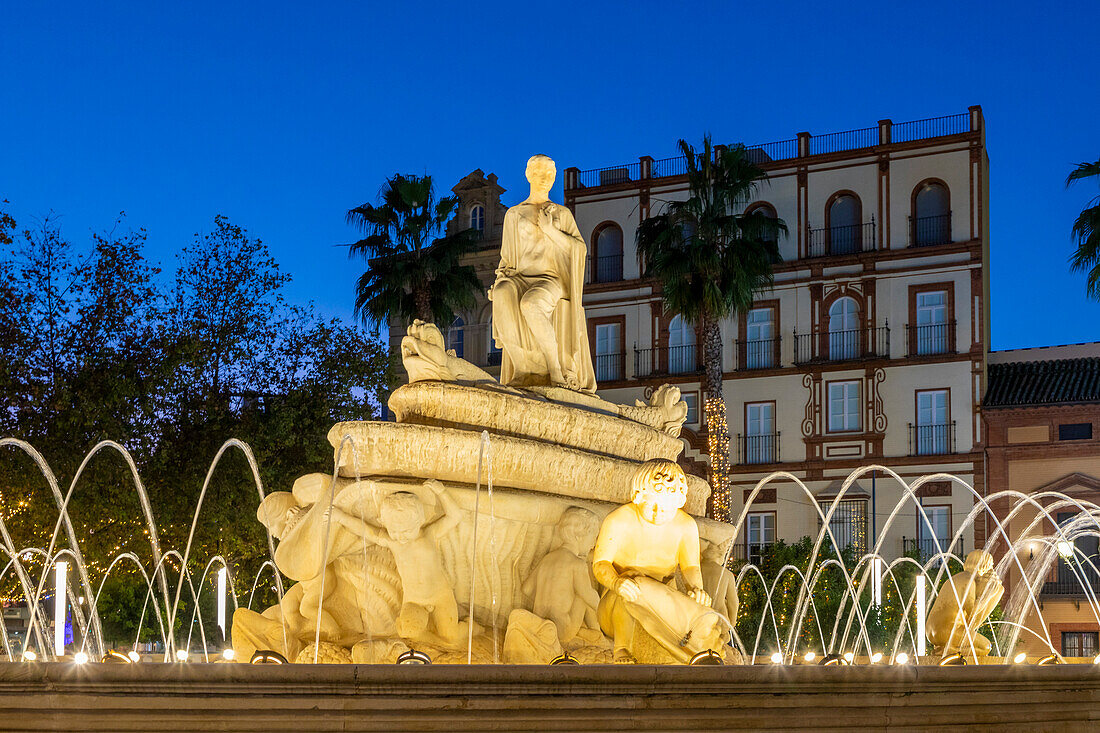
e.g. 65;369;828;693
1067;159;1100;300
635;138;786;519
345;173;482;327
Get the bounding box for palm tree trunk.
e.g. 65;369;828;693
414;285;432;323
701;313;732;521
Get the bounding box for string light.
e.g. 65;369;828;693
704;396;733;520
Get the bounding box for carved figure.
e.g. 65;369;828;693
700;539;739;624
926;549;1004;659
488;155;596;393
522;506;601;643
400;320;497;385
592;459;725;664
331;479;464;649
617;384;689;436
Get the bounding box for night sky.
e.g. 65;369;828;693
3;0;1098;349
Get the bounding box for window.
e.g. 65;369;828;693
828;297;860;360
1063;632;1099;658
1048;511;1100;595
745;307;776;368
912;182;950;246
828;194;861;254
1059;423;1094;441
746;512;775;565
592;225;623;282
828;381;860;433
447;317;465;359
668;315;696;374
469;205;485;232
683;393;698;425
914;290;949;355
487;317;502;366
746;203;779;244
915;389;950;454
824;499;867;555
917;505;951;556
594;322;622;381
744;402;775;464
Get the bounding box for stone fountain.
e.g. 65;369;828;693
231;154;735;665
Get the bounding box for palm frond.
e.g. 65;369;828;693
1066;160;1100;187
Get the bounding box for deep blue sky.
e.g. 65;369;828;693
3;1;1098;349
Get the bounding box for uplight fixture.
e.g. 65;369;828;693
939;653;966;666
221;648;236;661
396;649;432;665
1013;652;1027;664
769;652;783;664
843;652;854;663
894;652;909;664
549;652;578;665
101;650;132;664
22;650;37;662
1057;541;1074;559
1094;653;1100;665
127;650;141;663
870;652;883;663
1036;653;1062;666
803;651;817;663
688;649;724;666
819;654;848;666
175;649;189;662
250;650;288;665
73;651;88;665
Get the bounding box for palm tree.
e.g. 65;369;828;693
636;137;786;520
346;173;482;328
1067;159;1100;300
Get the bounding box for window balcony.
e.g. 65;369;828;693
806;221;876;258
908;422;956;456
735;337;782;370
586;253;624;284
908;213;952;247
736;432;780;465
724;541;776;566
793;325;890;365
906;321;957;356
633;344;702;378
1042;562;1100;596
902;537;965;560
594;352;625;382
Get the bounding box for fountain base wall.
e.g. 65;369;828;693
1;663;1097;731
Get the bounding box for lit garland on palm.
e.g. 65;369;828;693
704;396;733;521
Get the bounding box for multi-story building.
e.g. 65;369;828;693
389;106;991;563
564;106;990;562
983;343;1100;656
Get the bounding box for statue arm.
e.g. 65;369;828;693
330;506;390;547
425;479;462;537
677;519;711;605
574;561;601;610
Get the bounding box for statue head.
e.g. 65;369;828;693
630;458;688;525
379;491;427;543
557;506;599;554
700;538;726;565
525;154;556;194
257;491;302;539
963;549;995;576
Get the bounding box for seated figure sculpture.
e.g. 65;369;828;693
592;459;726;664
700;539;739;626
926;549;1004;659
331;479;465;649
523;506;601;644
488;154;596;393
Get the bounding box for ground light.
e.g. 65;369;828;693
396;649;432;665
221;648;236;661
843;652;854;663
870;652;883;663
73;651;88;665
803;651;816;663
21;650;37;662
1036;654;1062;666
101;650;132;664
549;652;578;665
819;654;848;666
250;650;288;665
688;650;723;666
1014;652;1027;664
127;651;141;663
894;653;909;664
769;652;783;664
1093;654;1100;665
939;653;966;666
1056;540;1074;559
175;649;189;662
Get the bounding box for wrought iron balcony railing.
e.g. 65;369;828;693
902;537;965;560
806;221;876;258
908;422;957;456
633;344;702;378
586;253;624;284
906;321;957;356
594;352;625;382
724;541;776;566
909;212;952;247
735;337;781;370
736;432;780;465
793;325;891;365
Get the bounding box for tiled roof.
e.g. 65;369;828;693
984;357;1100;408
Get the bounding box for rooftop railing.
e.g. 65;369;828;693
567;108;980;190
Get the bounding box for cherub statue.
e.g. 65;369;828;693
926;549;1004;659
330;479;464;649
700;539;739;625
522;506;601;643
592;458;725;664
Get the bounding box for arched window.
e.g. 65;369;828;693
912;182;950;246
592;224;623;282
746;203;779;244
447;317;464;358
828;296;860;360
470;204;485;232
827;194;862;255
668;315;696;374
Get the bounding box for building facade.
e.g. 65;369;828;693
983;344;1100;656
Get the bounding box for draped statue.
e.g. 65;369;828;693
489;155;597;393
